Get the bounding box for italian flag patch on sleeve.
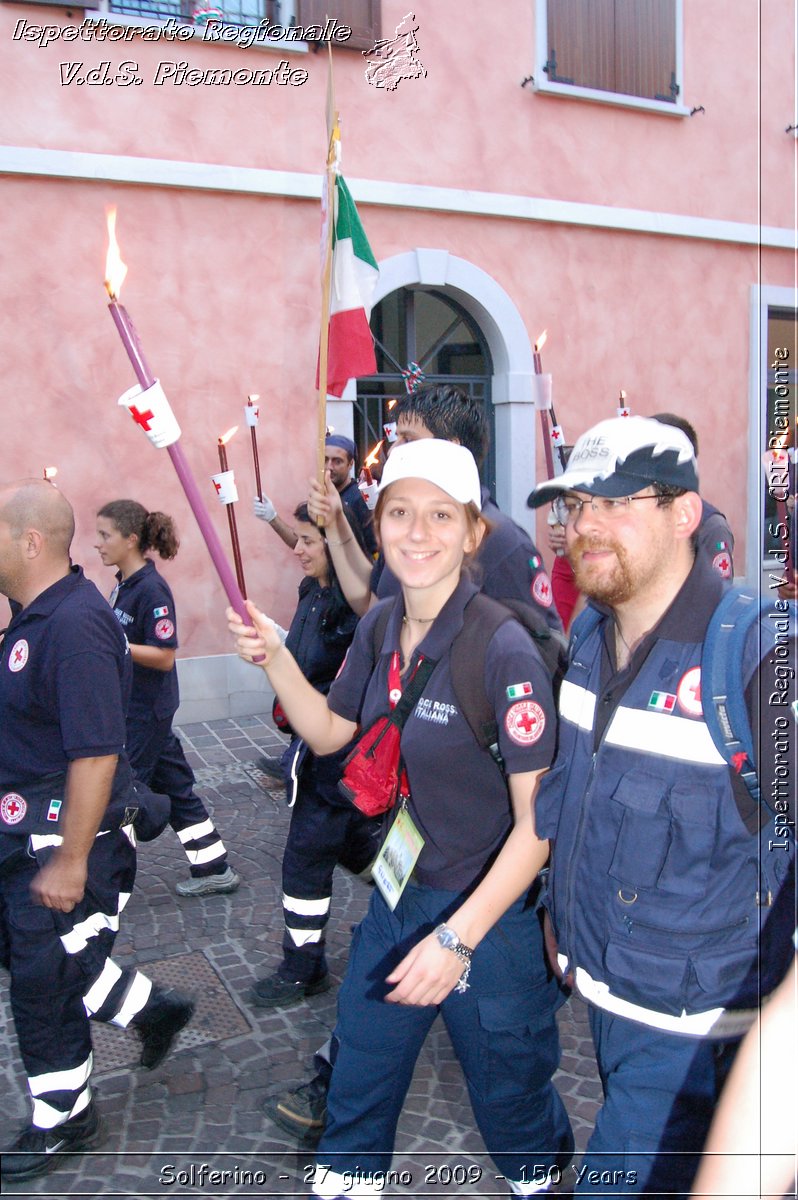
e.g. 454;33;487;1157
507;682;533;700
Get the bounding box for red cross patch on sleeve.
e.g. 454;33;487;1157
1;793;26;825
505;700;546;746
8;639;29;672
531;572;553;608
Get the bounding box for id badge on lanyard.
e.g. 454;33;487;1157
372;650;425;910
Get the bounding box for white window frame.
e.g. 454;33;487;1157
748;284;798;585
533;0;690;118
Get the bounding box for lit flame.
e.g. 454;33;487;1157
219;426;239;446
104;206;128;300
247;393;260;405
387;399;397;411
43;466;58;480
364;439;384;469
535;330;548;353
619;389;627;402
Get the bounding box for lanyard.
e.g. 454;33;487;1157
388;650;423;708
386;651;426;796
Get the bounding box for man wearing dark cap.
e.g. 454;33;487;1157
527;416;796;1197
254;434;377;558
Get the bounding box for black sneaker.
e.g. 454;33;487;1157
133;987;195;1069
258;755;286;780
250;971;331;1010
264;1077;329;1143
1;1099;106;1182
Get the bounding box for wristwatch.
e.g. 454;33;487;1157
434;924;474;993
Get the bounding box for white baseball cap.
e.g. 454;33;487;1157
378;438;482;508
527;416;699;507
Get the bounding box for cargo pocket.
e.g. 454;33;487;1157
656;783;719;896
608;772;670;891
688;938;755;1011
477;985;560;1100
604;938;688;1015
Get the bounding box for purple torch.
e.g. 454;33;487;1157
104;207;248;619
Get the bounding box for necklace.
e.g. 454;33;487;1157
402;615;436;625
614;621;633;667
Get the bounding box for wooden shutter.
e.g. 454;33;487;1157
614;0;677;101
546;0;676;101
546;0;615;90
295;0;380;50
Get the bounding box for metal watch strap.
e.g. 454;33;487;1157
434;924;474;994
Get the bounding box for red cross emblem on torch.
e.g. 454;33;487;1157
129;406;154;431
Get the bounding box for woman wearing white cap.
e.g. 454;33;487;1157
228;439;572;1198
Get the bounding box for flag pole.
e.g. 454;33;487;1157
317;40;340;490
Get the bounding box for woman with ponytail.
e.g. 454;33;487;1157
95;500;240;897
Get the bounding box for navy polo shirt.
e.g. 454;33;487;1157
285;577;358;695
371;489;563;634
328;576;557;892
339;478;378;557
698;500;735;580
110;560;179;721
0;566;131;787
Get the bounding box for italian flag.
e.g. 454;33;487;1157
318;175;379;398
648;691;676;712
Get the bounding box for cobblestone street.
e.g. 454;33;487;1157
0;715;603;1199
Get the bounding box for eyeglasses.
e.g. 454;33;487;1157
552;493;662;526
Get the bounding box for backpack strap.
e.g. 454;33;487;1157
366;598;437;728
702;588;765;806
369;600;393;661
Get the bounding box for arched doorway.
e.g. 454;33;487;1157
354;286;496;493
325;249;539;529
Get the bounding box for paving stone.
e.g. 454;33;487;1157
0;712;608;1196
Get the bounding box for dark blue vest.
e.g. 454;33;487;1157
536;609;793;1024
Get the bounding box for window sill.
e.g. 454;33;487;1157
533;77;690;118
82;8;310;53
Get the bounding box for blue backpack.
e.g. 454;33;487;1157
702;588;797;812
573;587;796;815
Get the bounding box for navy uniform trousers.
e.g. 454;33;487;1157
0;825;138;1129
281;748;381;982
577;1007;739;1197
127;714;229;878
315;884;573;1193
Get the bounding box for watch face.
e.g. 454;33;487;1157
436;925;458;950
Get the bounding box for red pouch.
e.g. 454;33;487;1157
272;697;292;734
338;716;403;817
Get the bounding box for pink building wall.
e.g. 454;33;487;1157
1;0;794;666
